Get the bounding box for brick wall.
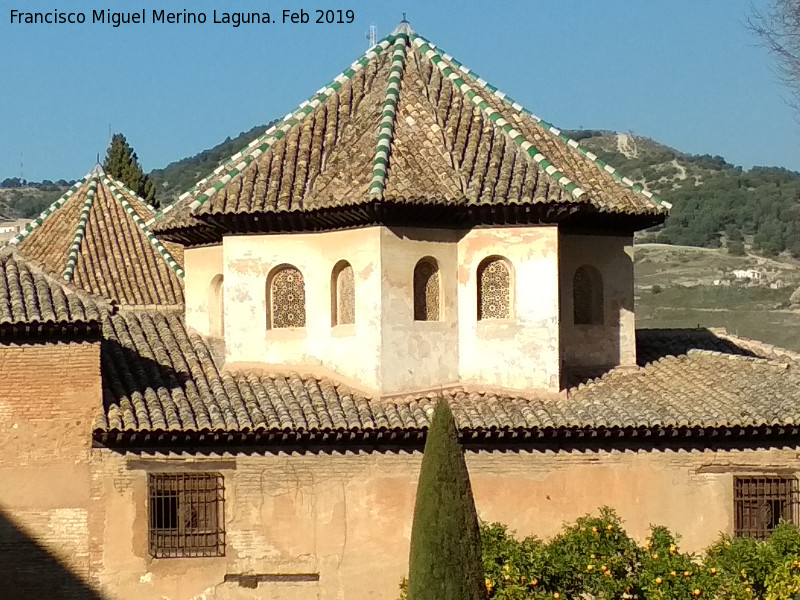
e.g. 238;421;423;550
0;340;102;599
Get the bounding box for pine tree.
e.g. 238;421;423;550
103;133;159;208
408;399;486;600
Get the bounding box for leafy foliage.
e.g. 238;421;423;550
104;133;158;208
408;400;486;600
402;511;800;600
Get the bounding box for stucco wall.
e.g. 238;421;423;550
0;341;102;598
223;229;384;390
559;233;636;373
458;226;561;391
184;245;224;338
90;445;800;600
188;226;566;395
379;227;461;394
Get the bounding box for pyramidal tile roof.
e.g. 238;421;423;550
11;166;184;308
154;23;667;239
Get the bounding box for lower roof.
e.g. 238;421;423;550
93;309;800;448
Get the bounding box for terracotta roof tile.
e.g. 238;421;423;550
95;315;800;437
154;28;666;239
0;251;103;329
12;170;184;307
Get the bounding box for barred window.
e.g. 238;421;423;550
269;266;306;328
734;476;798;540
413;258;440;321
478;257;512;320
573;265;604;325
332;261;355;326
148;473;225;558
209;274;224;337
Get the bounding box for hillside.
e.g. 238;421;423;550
148;122;276;203
634;243;800;352
0;186;69;219
566;130;800;256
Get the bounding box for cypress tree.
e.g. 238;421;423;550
408;399;486;600
103;133;159;208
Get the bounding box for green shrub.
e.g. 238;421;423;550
397;510;800;600
765;556;800;600
543;508;641;599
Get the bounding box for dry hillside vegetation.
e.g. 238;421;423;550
635;243;800;352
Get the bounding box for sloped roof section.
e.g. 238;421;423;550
11;167;184;308
0;250;105;338
154;24;667;242
94;316;800;443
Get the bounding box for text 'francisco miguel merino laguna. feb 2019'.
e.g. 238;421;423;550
9;8;356;27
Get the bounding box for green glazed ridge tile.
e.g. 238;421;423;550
63;176;99;282
370;34;408;199
185;35;397;216
103;176;185;279
411;33;668;211
10;174;92;246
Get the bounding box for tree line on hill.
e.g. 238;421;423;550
574;132;800;258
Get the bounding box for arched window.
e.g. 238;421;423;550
413;258;440;321
209;274;224;337
477;257;512;320
268;265;306;328
332;261;355;326
573;265;604;325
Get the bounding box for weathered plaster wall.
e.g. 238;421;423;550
91;445;799;600
458;226;561;391
559;233;636;373
184;245;224;338
223;229;384;390
0;341;102;598
379;227;461;394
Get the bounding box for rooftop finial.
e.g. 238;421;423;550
392;14;413;35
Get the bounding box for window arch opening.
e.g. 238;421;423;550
332;261;355;326
573;265;604;325
413;258;440;321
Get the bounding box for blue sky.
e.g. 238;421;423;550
1;0;797;182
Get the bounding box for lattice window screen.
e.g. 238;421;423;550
271;267;306;328
414;260;440;321
478;258;511;319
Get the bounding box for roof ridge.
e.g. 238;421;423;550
9;174;92;246
172;34;398;218
708;327;800;362
368;32;409;200
101;176;185;278
411;35;586;201
411;33;669;211
63;176;99;282
685;347;793;369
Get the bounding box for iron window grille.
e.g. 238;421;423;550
734;476;799;540
148;473;225;558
